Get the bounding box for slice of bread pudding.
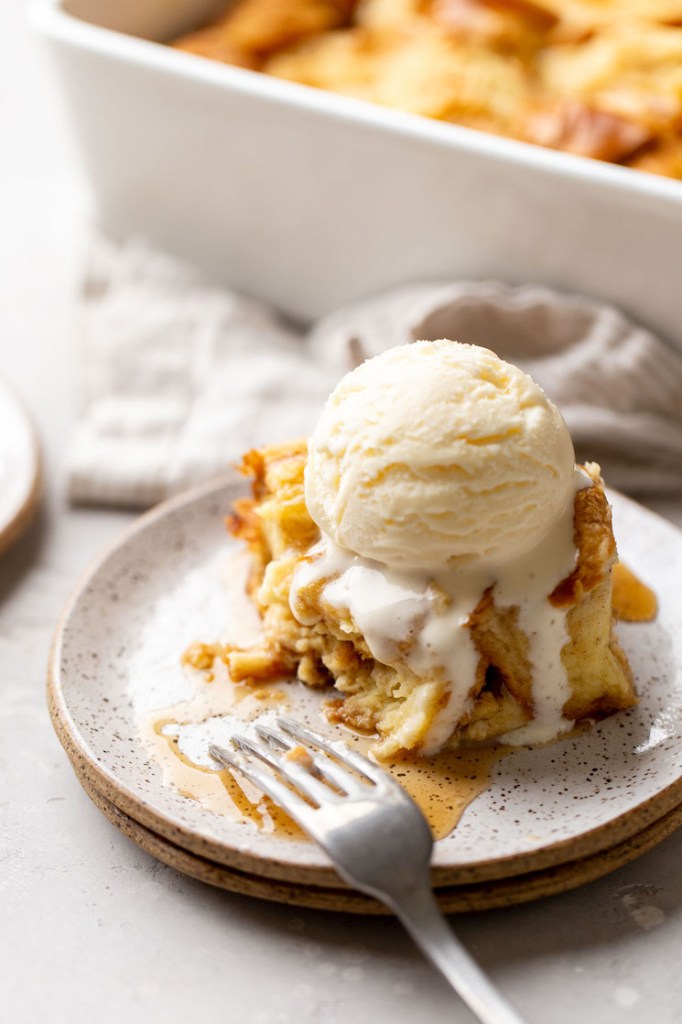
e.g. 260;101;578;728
218;439;635;759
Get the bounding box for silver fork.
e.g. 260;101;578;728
210;716;527;1024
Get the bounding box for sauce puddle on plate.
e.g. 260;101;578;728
140;671;308;839
381;747;508;840
140;666;507;842
612;563;657;622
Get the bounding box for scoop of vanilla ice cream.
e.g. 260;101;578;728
305;340;576;571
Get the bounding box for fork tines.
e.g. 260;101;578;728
209;716;385;819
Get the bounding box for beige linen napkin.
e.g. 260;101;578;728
68;237;682;507
69;237;333;507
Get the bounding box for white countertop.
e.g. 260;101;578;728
3;4;682;1022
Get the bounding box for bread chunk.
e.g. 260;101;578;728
215;441;636;758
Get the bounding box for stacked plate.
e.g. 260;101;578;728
48;477;682;913
0;375;40;558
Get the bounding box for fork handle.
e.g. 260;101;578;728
388;884;528;1024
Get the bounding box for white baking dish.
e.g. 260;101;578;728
33;0;682;345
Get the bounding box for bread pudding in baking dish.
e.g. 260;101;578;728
172;0;682;180
209;341;636;759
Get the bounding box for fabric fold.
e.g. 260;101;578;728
68;236;682;508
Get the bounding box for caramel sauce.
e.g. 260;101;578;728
381;746;507;840
141;672;307;839
220;770;306;840
140;664;505;843
612;562;657;622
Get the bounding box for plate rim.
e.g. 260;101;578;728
0;375;41;558
48;476;682;887
75;756;682;915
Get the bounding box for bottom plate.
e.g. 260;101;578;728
75;761;682;915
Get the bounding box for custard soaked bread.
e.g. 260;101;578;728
218;341;635;759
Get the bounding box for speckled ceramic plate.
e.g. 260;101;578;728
76;762;682;914
49;476;682;889
0;376;40;557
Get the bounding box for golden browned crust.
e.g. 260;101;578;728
211;440;636;758
172;1;682;180
550;462;616;606
626;134;682;179
521;100;653;163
